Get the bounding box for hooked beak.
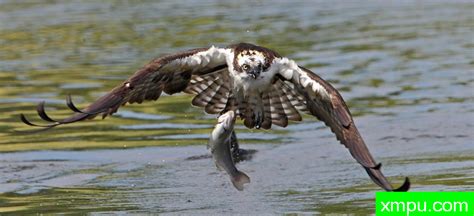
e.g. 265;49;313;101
247;68;260;79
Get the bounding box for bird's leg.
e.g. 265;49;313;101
254;112;263;129
254;100;264;129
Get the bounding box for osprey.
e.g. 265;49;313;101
21;42;410;191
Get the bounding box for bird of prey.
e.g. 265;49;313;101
21;42;410;191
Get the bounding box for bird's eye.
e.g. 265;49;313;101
242;64;250;71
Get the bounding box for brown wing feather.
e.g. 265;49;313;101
191;80;220;107
20;47;229;130
260;93;273;129
269;89;288;127
204;85;229;114
185;68;231;114
278;79;309;113
205;77;231;114
184;70;221;95
277;64;409;192
274;80;303;121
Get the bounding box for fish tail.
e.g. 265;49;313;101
231;171;251;191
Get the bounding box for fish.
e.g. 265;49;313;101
208;111;250;191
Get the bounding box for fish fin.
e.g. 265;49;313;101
231;171;251;191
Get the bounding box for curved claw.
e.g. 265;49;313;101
392;177;410;192
37;101;59;122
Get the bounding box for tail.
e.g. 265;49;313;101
231;171;251;191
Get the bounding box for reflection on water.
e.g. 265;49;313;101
0;0;473;214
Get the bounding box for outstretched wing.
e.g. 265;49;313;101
21;46;231;130
274;58;410;191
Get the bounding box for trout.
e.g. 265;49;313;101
208;111;250;191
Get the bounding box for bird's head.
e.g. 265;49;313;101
235;50;267;79
232;43;279;80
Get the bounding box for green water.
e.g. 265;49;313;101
0;0;473;214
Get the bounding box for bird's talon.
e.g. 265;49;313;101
254;112;263;129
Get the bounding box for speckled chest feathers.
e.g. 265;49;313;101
185;43;305;129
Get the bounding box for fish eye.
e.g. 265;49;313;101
242;64;250;71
